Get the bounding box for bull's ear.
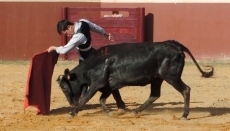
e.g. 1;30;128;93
64;68;70;77
69;73;77;81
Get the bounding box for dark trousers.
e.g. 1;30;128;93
78;47;96;97
78;47;96;63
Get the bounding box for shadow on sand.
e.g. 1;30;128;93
49;101;230;119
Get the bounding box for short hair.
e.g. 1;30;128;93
57;20;74;35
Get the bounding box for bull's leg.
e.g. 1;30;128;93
80;85;88;99
69;59;111;118
111;89;126;110
109;89;126;116
179;81;190;120
132;77;163;114
165;78;190;120
99;90;112;112
99;89;126;114
160;56;190;120
69;86;100;118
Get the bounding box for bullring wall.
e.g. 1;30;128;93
0;1;230;61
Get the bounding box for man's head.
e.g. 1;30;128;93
57;19;75;37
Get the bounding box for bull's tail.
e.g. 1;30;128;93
170;40;214;78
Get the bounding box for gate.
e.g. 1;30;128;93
61;7;145;60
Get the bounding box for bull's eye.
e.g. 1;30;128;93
61;85;68;90
59;82;69;90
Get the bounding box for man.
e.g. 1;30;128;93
47;19;114;100
47;19;114;61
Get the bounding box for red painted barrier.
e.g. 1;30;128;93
61;7;145;60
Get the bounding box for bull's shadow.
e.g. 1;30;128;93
49;101;230;119
143;103;230;119
50;102;139;115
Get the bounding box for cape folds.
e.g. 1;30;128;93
24;51;59;115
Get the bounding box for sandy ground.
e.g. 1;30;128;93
0;60;230;131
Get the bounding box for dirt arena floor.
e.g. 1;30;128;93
0;60;230;131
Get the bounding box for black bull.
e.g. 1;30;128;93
57;40;213;119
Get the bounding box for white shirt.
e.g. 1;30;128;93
56;19;106;54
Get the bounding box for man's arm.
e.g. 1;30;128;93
79;19;114;41
47;33;87;54
79;19;105;35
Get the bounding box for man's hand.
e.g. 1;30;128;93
104;33;114;42
47;46;57;53
108;33;114;42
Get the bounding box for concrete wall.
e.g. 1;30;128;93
0;1;230;61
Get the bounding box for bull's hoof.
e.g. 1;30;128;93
67;114;74;119
101;109;110;115
103;109;110;113
131;111;138;116
117;109;126;115
108;111;114;116
130;111;142;118
109;109;126;116
180;117;188;120
67;112;75;118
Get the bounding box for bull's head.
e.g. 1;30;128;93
57;68;86;106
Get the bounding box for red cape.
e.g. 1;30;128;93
24;51;59;115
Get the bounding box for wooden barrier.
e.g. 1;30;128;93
61;7;145;60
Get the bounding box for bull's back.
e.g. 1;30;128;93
92;41;185;87
106;41;182;65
